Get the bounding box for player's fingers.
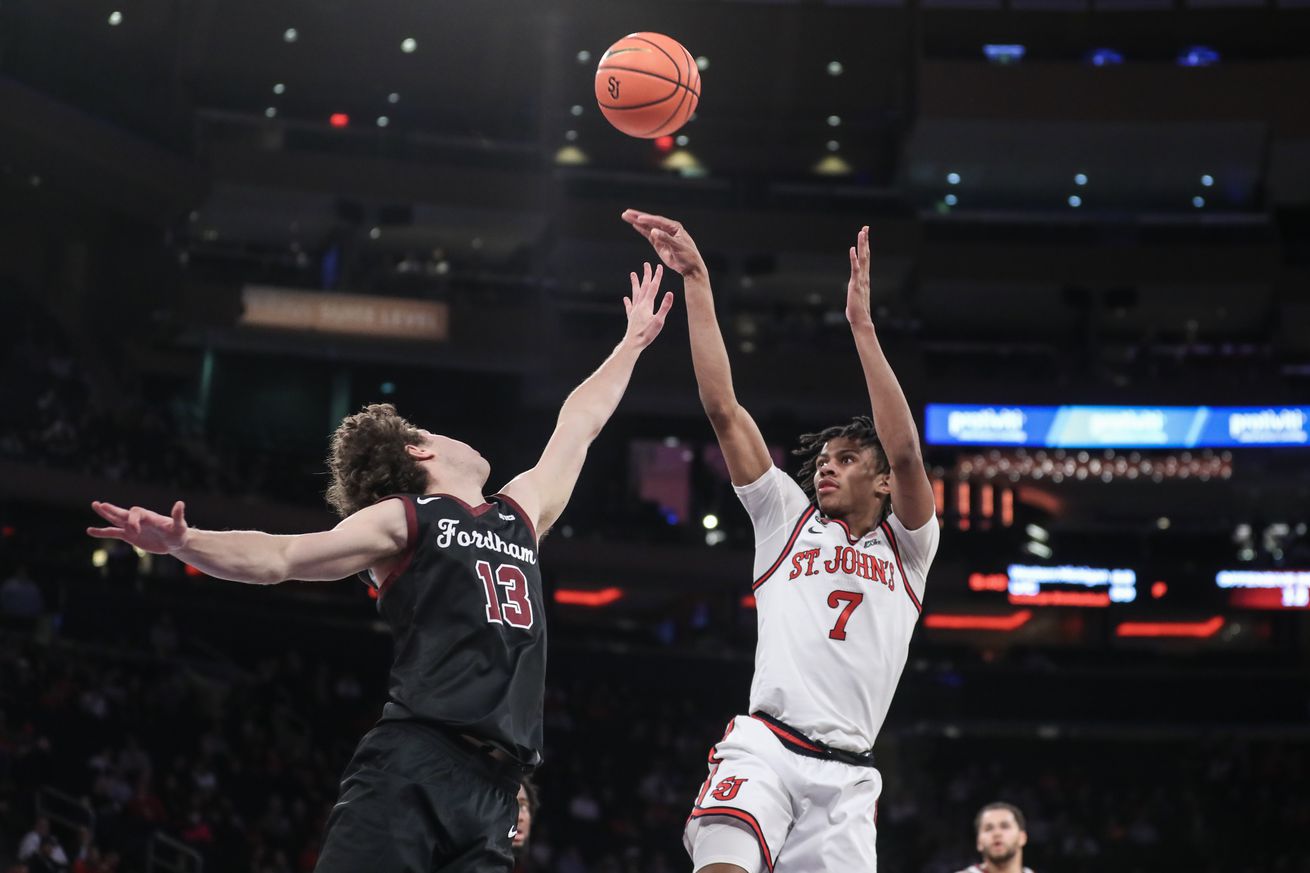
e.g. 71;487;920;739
637;214;680;234
87;527;126;539
128;506;143;534
624;212;654;240
623;296;633;316
652;264;664;295
656;290;674;320
172;501;186;529
649;229;674;261
642;261;652;289
630;271;640;295
92;501;129;524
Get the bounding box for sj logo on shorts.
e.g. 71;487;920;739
711;776;749;801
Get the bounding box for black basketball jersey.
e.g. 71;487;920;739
369;492;545;767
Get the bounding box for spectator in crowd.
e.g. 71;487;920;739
514;776;539;871
17;817;61;863
0;567;43;621
954;803;1034;873
27;835;69;873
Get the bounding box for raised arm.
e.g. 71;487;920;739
845;226;935;528
622;209;771;487
500;262;673;536
87;498;408;585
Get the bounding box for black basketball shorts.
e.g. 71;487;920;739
315;721;522;873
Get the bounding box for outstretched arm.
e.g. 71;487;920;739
87;498;408;585
845;226;935;528
622;209;771;487
501;262;673;536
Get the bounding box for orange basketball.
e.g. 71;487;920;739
595;32;701;139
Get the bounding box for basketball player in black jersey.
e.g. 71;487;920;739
86;263;675;872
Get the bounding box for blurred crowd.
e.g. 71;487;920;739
0;290;317;508
1;562;1307;873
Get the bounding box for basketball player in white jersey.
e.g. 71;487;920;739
955;803;1035;873
624;210;939;872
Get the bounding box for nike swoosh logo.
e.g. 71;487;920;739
808;525;824;535
416;496;441;504
508;825;518;839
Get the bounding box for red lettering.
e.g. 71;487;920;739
857;551;875;581
824;548;841;574
789;552;805;581
711;777;749;801
803;548;821;576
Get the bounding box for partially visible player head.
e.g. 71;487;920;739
325;403;490;517
513;776;538;856
974;802;1027;867
793;416;891;523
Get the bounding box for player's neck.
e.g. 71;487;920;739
829;501;883;540
424;475;486;508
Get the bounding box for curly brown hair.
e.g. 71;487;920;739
325;403;430;517
792;415;892;521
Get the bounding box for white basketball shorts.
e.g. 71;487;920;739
683;714;882;873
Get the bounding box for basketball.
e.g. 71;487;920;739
595;32;701;139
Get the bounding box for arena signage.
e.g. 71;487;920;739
926;404;1309;448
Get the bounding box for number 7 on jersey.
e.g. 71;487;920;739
827;590;864;641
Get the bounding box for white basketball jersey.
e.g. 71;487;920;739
737;466;939;752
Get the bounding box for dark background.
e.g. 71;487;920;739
1;1;1308;872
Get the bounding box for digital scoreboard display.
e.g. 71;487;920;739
969;564;1138;607
1216;570;1310;609
926;404;1310;449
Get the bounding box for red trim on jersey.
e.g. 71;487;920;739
491;492;538;543
688;807;775;873
376;496;419;601
750;715;824;753
423;492;496;516
820;514;862;545
880;520;922;614
752;505;819;592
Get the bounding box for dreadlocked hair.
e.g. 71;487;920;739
792;415;892;522
325;403;429;518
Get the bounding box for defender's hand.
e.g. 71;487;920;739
621;210;707;278
88;500;190;554
623;262;674;350
845;225;874;328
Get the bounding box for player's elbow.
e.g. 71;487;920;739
886;440;925;471
255;564;290;586
261;541;298;585
559;404;606;443
558;393;607;437
700;394;740;429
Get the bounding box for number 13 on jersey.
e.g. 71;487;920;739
476;560;535;629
